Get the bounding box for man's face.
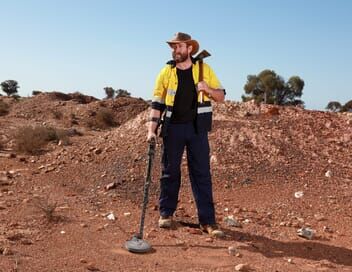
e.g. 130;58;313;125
171;42;191;63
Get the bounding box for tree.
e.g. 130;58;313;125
326;101;342;112
341;100;352;112
116;89;131;98
1;80;19;96
104;87;115;99
242;70;304;106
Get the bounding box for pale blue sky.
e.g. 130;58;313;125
0;0;351;110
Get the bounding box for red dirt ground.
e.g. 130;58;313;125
0;93;351;272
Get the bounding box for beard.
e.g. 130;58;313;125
172;51;189;63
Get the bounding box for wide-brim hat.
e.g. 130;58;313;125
166;32;199;55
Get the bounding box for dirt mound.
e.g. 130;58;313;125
0;96;351;271
1;92;148;137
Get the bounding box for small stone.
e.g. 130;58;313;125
235;263;249;271
94;148;102;155
294;191;304;198
325;170;332;178
224;216;242;228
205;238;213;242
81;223;88;228
105;182;116;190
80;258;87;263
288;258;293;264
107;213;115;221
175;240;185;246
123;212;131;217
323;226;333;233
297;227;314;239
243;219;251;224
228;246;237;255
210;155;217;164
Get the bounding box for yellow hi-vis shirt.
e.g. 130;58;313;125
151;60;225;136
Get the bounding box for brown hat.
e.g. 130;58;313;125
166;32;199;55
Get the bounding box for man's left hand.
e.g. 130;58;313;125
197;81;210;94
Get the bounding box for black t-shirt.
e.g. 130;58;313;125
171;67;197;123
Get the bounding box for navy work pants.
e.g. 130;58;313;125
159;122;216;225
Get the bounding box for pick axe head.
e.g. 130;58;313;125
194;50;211;62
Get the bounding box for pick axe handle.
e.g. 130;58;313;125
199;60;204;103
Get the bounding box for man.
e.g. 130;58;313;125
147;32;225;237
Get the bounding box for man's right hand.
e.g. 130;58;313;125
147;131;157;143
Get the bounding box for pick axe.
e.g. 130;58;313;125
194;50;211;103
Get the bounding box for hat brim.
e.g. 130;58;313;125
167;39;199;55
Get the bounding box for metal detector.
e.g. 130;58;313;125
125;138;156;253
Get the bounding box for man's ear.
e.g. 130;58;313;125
188;45;193;54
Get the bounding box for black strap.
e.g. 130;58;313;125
147;117;160;123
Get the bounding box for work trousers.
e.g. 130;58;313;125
159;122;216;225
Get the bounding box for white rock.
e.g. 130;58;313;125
228;246;237;255
294;191;304;198
297;227;314;239
210;155;217;164
123;212;131;217
235;263;249;271
243;219;251;224
60;231;66;234
107;213;115;221
325;170;332;178
224;215;242;228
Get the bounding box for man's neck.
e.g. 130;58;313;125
176;58;192;70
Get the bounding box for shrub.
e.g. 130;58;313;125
88;108;116;129
32;90;42;96
33;197;59;222
104;87;115;99
14;125;69;154
0;100;9;116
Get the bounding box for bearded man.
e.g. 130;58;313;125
147;32;226;237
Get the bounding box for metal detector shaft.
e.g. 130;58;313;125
137;139;156;239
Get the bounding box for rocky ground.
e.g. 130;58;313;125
0;93;351;272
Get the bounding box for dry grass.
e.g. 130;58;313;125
87;108;116;129
14;125;70;154
33;197;58;222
